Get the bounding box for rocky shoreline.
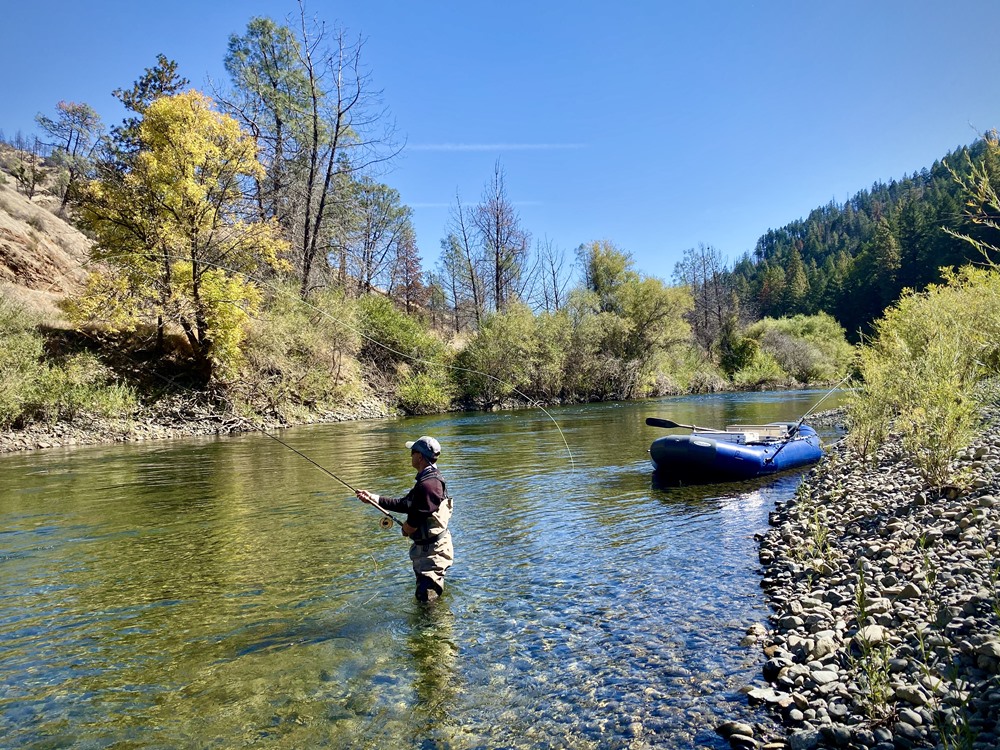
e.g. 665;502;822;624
719;406;1000;750
0;396;393;454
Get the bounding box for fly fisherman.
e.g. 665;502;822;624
356;436;454;602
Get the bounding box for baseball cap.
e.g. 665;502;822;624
405;436;441;460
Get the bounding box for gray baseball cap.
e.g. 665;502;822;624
406;435;441;460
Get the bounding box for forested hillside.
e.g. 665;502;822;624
726;138;1000;339
10;4;1000;434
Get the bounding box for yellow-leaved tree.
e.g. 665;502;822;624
72;90;288;382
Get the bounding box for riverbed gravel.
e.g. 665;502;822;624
720;405;1000;750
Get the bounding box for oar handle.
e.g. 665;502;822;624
645;417;726;432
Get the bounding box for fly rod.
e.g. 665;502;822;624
765;374;852;465
261;430;403;529
171;392;402;530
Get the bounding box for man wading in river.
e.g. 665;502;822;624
356;436;454;602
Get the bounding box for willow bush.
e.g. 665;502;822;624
453;304;537;407
238;285;363;419
28;352;137;423
396;371;454;415
0;298;47;427
730;349;787;388
645;345;727;396
849;266;1000;485
529;310;572;402
356;294;453;414
744;313;854;383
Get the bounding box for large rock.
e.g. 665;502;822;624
715;721;754;740
788;728;821;750
852;624;888;648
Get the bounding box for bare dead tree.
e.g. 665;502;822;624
444;191;485;327
8;132;45;198
434;243;464;333
535;235;572;312
218;5;401;298
390;224;426;315
473;159;530;312
673;243;731;355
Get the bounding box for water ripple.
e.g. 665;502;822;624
0;391;848;748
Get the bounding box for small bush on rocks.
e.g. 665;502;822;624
239;285;362;418
396;370;454;415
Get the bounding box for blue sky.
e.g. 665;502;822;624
3;1;999;282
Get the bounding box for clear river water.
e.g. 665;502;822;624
0;389;847;749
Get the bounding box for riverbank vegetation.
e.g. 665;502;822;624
0;9;855;434
849;132;1000;486
3;6;998;440
0;297;136;428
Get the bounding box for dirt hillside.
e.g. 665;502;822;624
0;147;91;321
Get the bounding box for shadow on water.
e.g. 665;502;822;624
650;465;814;494
406;601;460;733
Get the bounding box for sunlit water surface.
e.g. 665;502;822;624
0;390;847;749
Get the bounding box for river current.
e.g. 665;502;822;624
0;390;847;749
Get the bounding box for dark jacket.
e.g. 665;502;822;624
379;465;448;543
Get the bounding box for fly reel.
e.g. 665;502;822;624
379;515;394;529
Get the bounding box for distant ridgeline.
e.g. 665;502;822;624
729;138;997;341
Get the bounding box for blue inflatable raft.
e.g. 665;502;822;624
648;421;823;482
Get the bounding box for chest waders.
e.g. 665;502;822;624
411;479;454;601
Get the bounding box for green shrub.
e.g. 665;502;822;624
731;349;787;388
0;295;137;427
354;293;454;414
849;266;1000;484
648;344;726;395
745;313;853;383
26;352;137;422
530;310;572;401
719;332;759;377
0;314;137;427
453;304;537;406
396;370;454;415
239;284;362;417
0;298;46;427
357;294;447;370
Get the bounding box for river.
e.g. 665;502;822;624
0;389;848;749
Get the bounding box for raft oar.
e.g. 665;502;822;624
645;417;726;432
